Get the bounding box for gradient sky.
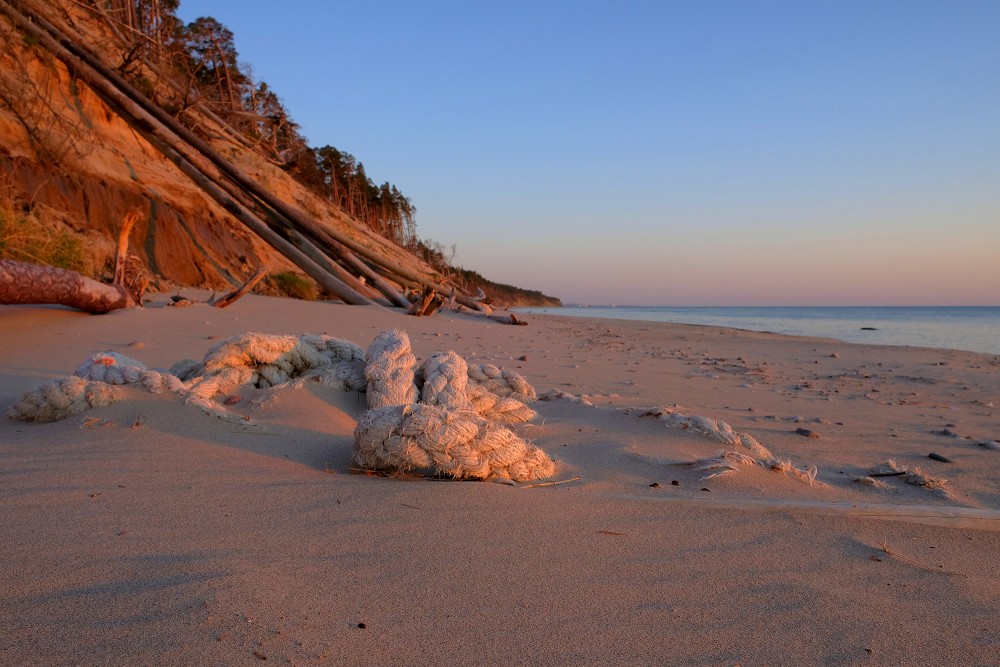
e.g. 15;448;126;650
176;1;1000;306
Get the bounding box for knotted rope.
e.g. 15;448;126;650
419;351;474;411
466;384;537;423
76;351;185;395
467;363;537;402
7;376;121;422
364;329;419;409
353;404;555;481
181;332;365;419
354;339;552;480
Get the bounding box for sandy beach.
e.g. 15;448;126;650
1;294;998;666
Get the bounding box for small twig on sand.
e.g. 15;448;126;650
521;475;581;489
879;540;966;577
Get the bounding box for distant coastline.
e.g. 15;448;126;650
516;305;1000;356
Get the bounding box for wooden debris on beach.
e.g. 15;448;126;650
208;268;268;308
487;313;529;326
0;210;147;314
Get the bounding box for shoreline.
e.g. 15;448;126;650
518;304;1000;356
2;294;998;664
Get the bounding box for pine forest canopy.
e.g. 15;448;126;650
117;4;419;248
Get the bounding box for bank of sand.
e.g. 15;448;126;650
1;292;998;665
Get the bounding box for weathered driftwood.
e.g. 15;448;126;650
407;286;445;317
0;259;139;313
112;209;140;286
0;208;147;313
487;313;528;326
0;202;148;314
31;1;479;309
209;267;267;308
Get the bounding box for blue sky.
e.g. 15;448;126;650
176;1;1000;305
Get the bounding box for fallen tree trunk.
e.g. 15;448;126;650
326;238;411;308
0;260;138;313
0;204;148;313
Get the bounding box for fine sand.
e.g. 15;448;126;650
1;293;998;666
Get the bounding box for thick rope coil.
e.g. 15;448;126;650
169;358;202;382
75;351;185;395
7;376;121;422
74;351;146;384
364;329;418;409
419;351;474;411
185;332;364;403
285;360;368;392
353;403;555;481
467;363;537;402
466;384;538;423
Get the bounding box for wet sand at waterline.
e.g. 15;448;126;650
1;292;998;665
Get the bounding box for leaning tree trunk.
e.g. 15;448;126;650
0;260;140;313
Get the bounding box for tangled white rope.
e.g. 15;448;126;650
352;330;554;481
76;351;185;395
7;350;186;422
467;363;537;402
7;328;554;482
7;376;121;422
176;332;365;421
354;403;554;481
652;407;819;486
364;329;419;409
419;350;474;411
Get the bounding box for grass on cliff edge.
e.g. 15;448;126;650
0;195;86;272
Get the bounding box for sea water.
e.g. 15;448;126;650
515;306;1000;356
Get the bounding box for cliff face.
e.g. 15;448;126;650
0;4;325;290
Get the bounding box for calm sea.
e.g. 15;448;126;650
515;306;1000;356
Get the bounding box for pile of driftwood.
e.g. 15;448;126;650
0;0;494;318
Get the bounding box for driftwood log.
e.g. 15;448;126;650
407;287;445;317
0;259;141;313
0;210;147;314
208;267;267;308
487;313;528;326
